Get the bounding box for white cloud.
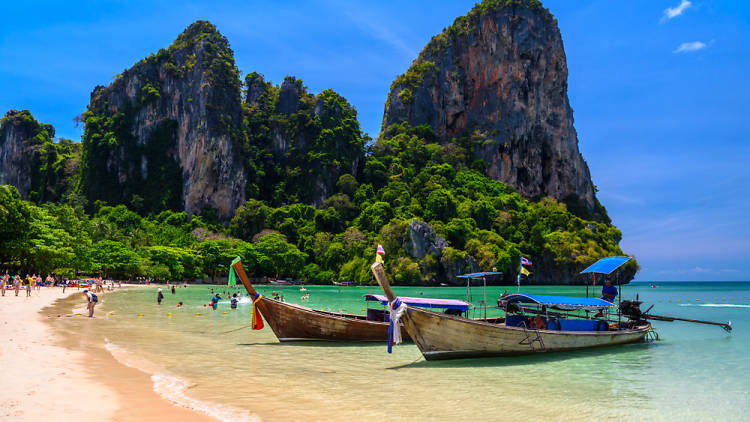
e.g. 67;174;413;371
662;0;692;22
657;267;711;275
673;41;710;53
326;0;417;58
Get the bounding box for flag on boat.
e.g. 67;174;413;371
521;266;530;276
375;244;385;264
228;256;241;286
521;257;532;266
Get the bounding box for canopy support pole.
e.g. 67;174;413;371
483;277;487;320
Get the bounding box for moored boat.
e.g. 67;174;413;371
371;261;653;360
232;259;470;342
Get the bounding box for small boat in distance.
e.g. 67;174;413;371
333;281;355;286
232;260;470;342
270;279;301;285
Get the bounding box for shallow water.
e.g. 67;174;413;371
49;282;750;421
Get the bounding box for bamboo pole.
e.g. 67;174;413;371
644;313;732;332
371;262;396;303
232;260;258;296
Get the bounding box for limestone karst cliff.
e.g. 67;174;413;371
0;110;79;203
79;21;246;219
0;5;636;285
382;0;603;220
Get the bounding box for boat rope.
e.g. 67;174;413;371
251;293;264;330
387;298;407;353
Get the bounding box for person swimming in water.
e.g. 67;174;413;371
230;293;238;309
157;288;164;305
176;301;183;307
209;293;221;310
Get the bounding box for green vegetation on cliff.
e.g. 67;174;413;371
228;123;633;284
241;73;366;206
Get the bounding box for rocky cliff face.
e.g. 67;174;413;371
382;0;596;210
0;110;40;199
79;21;246;219
0;110;79;203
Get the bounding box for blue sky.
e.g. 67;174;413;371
1;1;748;281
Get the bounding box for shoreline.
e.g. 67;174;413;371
0;286;215;422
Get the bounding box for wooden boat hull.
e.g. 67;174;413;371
403;307;651;360
257;297;405;342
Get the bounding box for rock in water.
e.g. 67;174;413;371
382;0;596;210
79;21;246;220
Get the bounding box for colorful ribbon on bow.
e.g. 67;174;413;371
387;298;407;353
251;293;264;330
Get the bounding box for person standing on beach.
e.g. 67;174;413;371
13;275;20;296
1;272;7;296
157;288;164;305
83;289;98;317
62;278;67;293
25;275;32;297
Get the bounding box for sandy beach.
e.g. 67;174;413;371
0;286;214;422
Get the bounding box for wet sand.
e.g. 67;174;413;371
0;286;214;422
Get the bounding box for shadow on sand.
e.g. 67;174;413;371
386;340;657;370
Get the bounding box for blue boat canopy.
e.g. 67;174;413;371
579;256;631;275
501;294;614;310
457;272;502;278
364;294;471;311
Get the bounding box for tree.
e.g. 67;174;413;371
424;188;457;222
336;173;359;197
253;233;307;279
25;204;75;274
89;240;144;279
198;239;242;282
357;202;393;233
228;199;270;241
0;185;31;266
444;218;478;250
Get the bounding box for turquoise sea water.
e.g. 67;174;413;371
50;282;750;421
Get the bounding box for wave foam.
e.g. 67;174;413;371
105;342;258;422
679;303;750;308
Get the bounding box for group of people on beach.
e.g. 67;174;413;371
1;273;57;297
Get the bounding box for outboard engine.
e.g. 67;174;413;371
620;300;644;322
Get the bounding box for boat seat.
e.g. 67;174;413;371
558;319;607;332
505;315;527;327
366;308;388;322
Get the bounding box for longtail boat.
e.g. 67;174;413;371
231;260;470;342
371;261;653;360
